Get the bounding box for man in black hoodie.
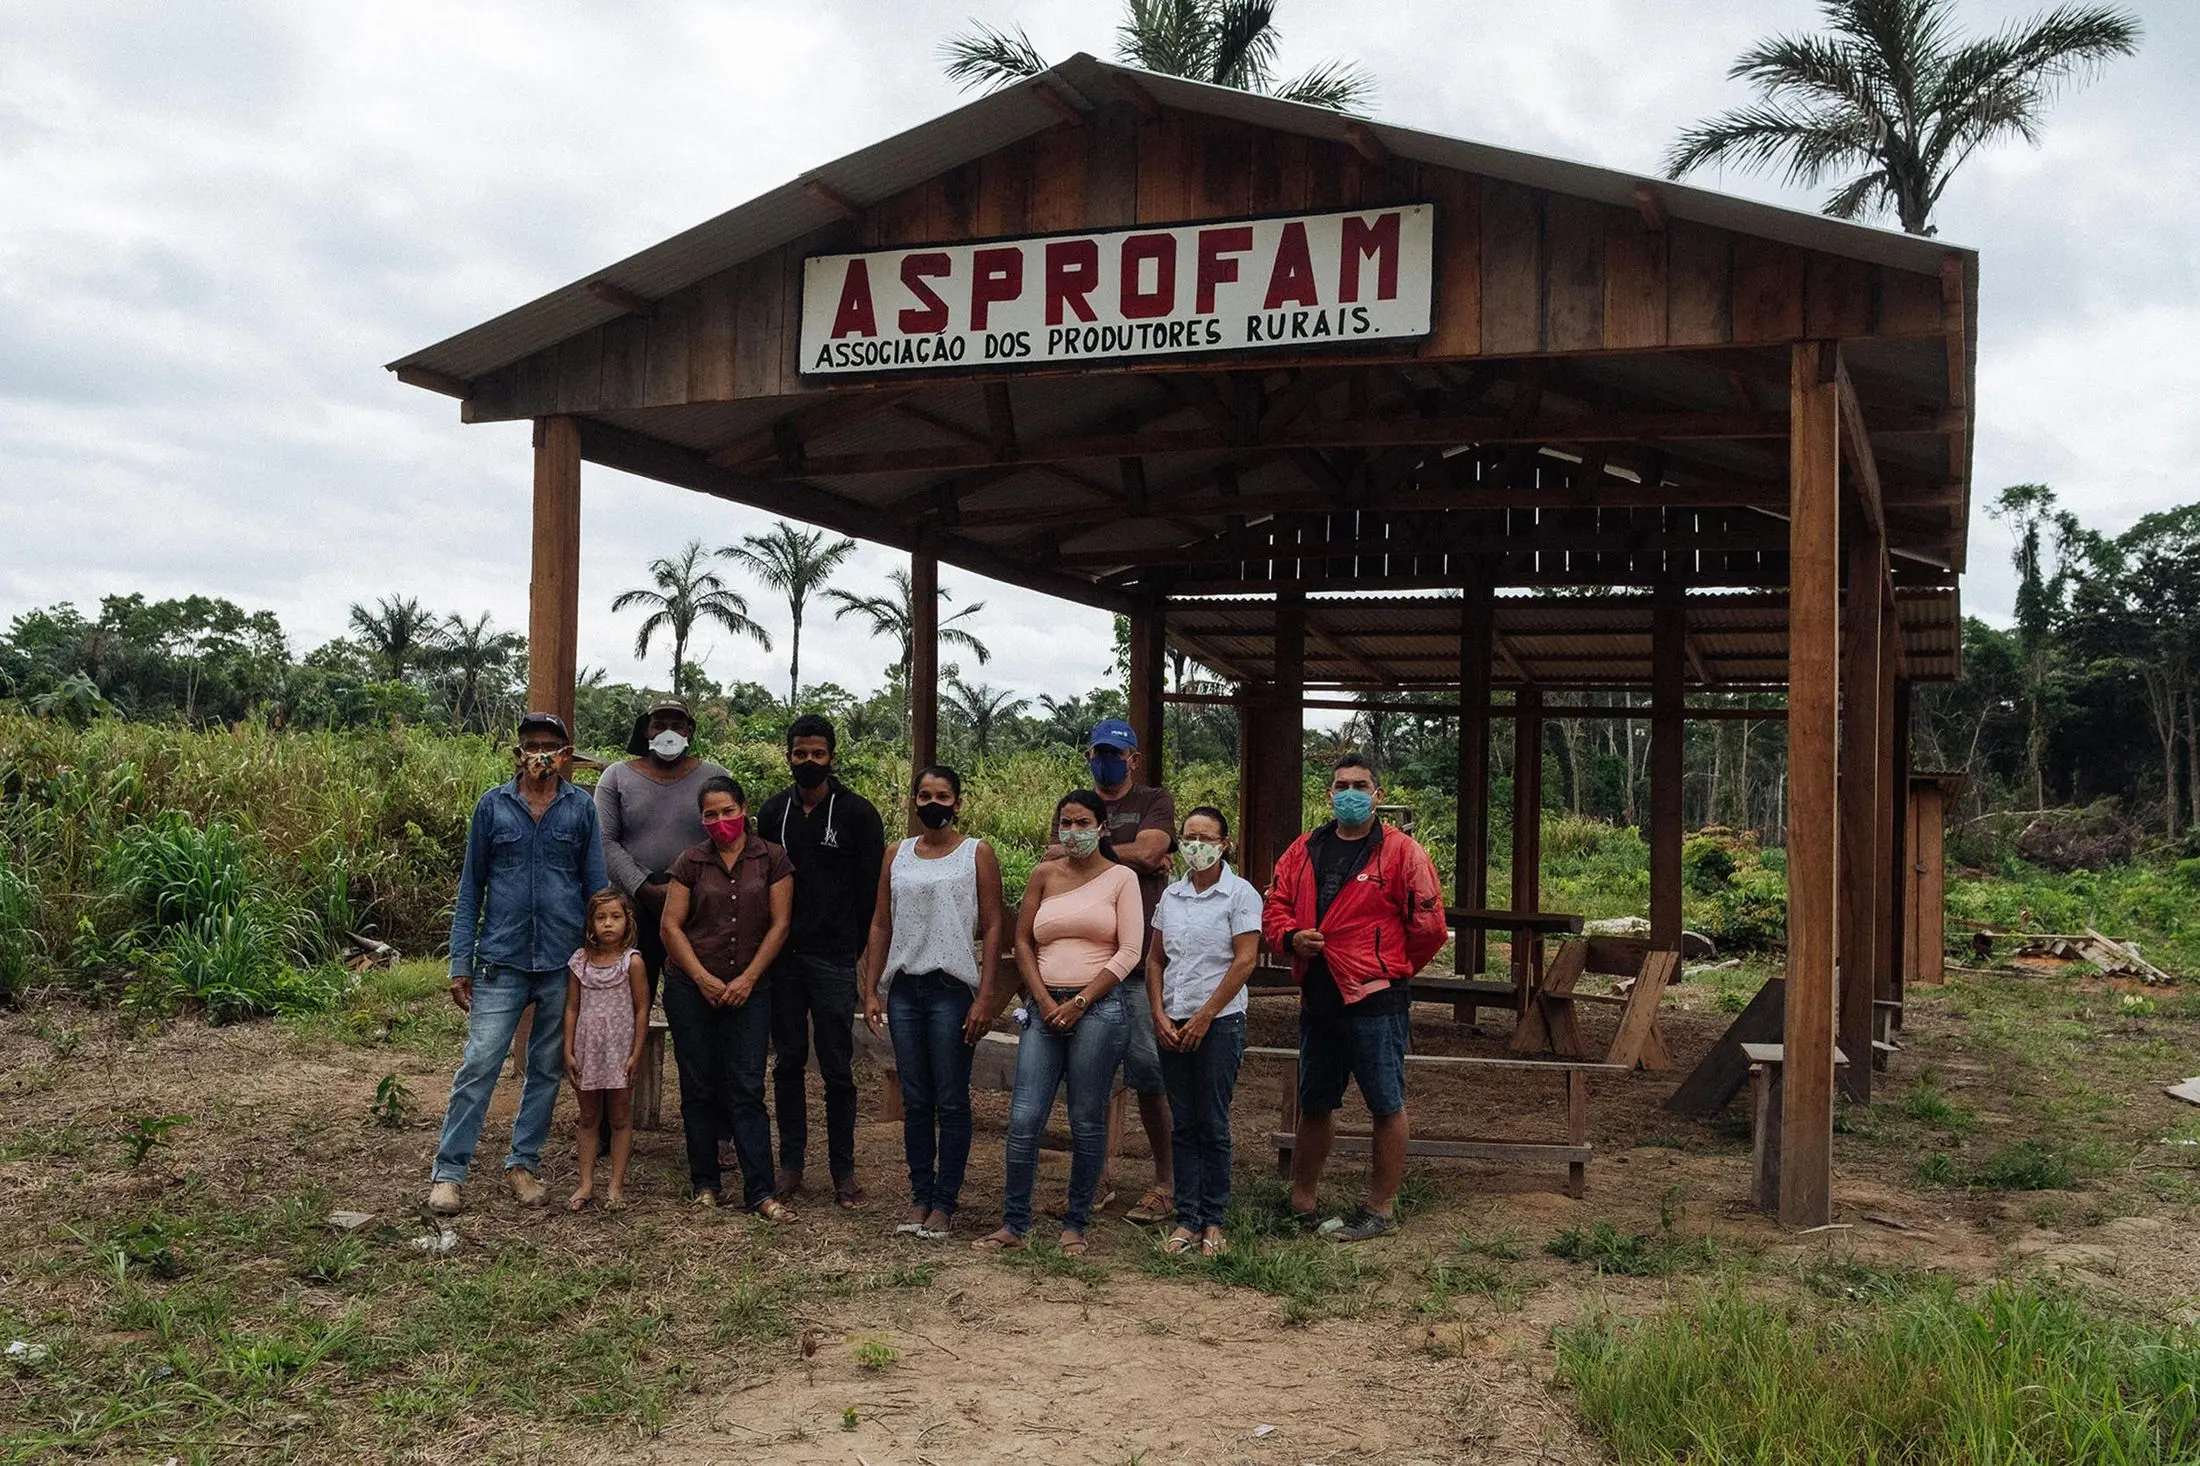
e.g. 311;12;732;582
757;713;886;1208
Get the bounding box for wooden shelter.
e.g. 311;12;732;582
391;55;1979;1227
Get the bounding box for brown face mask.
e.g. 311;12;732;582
517;747;563;778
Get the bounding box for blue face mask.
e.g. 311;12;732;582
1331;788;1375;827
1087;752;1129;788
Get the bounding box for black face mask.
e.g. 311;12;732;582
790;760;831;790
915;802;956;829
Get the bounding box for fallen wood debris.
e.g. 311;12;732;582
2007;929;2174;984
342;932;399;972
2168;1078;2200;1107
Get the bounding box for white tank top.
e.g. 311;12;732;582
882;836;983;989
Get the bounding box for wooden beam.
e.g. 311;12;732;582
1874;613;1902;1025
1630;183;1669;233
1782;340;1841;1228
1054;522;1791;569
704;388;918;470
1510;684;1544;1001
1649;584;1685;950
910;553;940;786
394;364;470;399
1835;360;1885;538
527;416;583;736
801;177;862;219
1110;73;1160;117
571;417;1139;615
586;280;655;317
1839;519;1885;1102
1029;79;1086;126
1129;595;1167;782
1460;579;1495;973
1343;121;1389;164
1260;593;1308;878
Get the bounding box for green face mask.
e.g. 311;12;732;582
1058;826;1102;857
1180;839;1224;872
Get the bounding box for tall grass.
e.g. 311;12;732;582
1556;1281;2199;1465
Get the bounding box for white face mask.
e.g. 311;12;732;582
648;729;690;761
1181;839;1225;872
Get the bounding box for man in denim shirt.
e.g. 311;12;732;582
428;712;607;1215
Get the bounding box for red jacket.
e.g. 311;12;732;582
1262;821;1449;1005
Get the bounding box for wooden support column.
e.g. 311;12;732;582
1649;584;1685;951
1510;685;1544;1000
1873;594;1901;1025
526;415;582;736
1458;583;1495;973
1128;595;1168;784
1782;341;1841;1228
910;551;940;784
1838;528;1885;1102
1259;591;1308;878
1888;680;1913;1024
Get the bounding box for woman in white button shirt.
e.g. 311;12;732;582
1146;806;1263;1256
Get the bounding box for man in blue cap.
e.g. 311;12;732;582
1044;717;1177;1222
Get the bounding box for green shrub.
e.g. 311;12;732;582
0;860;36;1002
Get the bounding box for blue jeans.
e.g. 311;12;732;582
1158;1013;1246;1231
432;966;568;1183
662;972;775;1209
1003;987;1130;1235
887;971;976;1217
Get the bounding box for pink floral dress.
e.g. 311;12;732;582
567;947;641;1091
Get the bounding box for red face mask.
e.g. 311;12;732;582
704;815;745;847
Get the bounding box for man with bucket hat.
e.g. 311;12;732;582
429;711;606;1215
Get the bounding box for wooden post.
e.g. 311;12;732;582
1261;591;1308;877
910;552;940;785
1888;681;1913;1023
526;416;582;736
1649;584;1685;952
1873;599;1901;1026
1782;341;1841;1228
1129;595;1167;784
1837;530;1885;1102
1458;584;1495;973
1907;778;1949;986
1510;685;1544;1003
1237;682;1267;886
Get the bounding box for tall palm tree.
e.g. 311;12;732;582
943;0;1373;112
944;677;1030;762
611;540;772;698
432;612;525;733
1666;0;2140;235
719;522;858;706
826;567;991;685
347;595;443;684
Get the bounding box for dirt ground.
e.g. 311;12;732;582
4;965;2196;1463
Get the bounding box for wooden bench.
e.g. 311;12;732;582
1509;938;1680;1071
1448;906;1585;1011
1248;1045;1626;1198
855;1020;1134;1171
1872;999;1902;1071
632;1017;671;1129
1741;1042;1849;1212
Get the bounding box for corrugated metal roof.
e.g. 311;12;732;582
391;52;1974;385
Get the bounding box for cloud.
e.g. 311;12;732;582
1;0;2192;698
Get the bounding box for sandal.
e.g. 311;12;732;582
971;1229;1027;1253
1058;1230;1089;1258
754;1196;797;1225
1200;1231;1230;1258
835;1178;869;1210
1124;1188;1175;1225
1162;1228;1197;1256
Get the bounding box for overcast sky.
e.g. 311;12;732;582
4;1;2193;706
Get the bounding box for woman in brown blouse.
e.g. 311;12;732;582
661;775;796;1217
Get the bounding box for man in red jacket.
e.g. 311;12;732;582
1262;753;1448;1241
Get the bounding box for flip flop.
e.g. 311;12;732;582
1162;1229;1197;1256
971;1230;1027;1253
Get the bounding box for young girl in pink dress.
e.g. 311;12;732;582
563;889;649;1209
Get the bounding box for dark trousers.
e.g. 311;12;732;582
661;972;773;1209
1158;1012;1247;1231
769;951;859;1180
887;971;976;1217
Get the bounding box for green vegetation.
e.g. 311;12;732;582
1556;1282;2198;1465
850;1334;899;1370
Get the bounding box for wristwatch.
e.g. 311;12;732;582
1071;993;1089;1010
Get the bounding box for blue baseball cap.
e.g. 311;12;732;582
1086;718;1138;751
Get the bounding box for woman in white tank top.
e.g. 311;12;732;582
859;765;1007;1239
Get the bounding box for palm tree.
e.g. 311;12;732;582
944;677;1030;762
719;522;858;706
827;567;991;686
1666;0;2140;235
347;595;443;683
611;540;772;698
433;612;525;733
943;0;1373;112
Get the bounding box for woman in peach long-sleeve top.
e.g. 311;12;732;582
974;791;1145;1256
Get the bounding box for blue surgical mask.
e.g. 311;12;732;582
1087;752;1129;787
1331;788;1375;826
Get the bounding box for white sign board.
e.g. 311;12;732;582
798;204;1434;378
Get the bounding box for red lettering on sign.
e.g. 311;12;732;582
1263;222;1320;310
1119;234;1176;320
1194;226;1254;314
1044;239;1100;325
829;259;878;339
1339;212;1401;303
898;252;952;333
969;246;1024;331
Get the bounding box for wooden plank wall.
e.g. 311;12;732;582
463;105;1950;422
